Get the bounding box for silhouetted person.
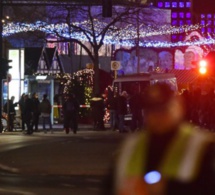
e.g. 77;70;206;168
129;91;143;131
63;94;79;134
107;91;118;131
106;83;215;195
3;96;17;131
91;94;105;130
31;93;40;132
116;91;128;133
18;93;26;131
23;95;33;135
39;94;52;133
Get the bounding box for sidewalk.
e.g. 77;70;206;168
2;123;111;134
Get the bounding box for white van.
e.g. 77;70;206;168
113;73;178;95
112;73;178;126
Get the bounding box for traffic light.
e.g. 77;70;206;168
0;58;12;79
102;0;112;17
198;60;207;75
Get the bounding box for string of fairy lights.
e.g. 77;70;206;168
3;20;212;48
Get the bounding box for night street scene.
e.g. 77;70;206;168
1;0;215;194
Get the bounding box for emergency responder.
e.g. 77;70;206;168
110;83;215;195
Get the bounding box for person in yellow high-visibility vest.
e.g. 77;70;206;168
104;83;215;195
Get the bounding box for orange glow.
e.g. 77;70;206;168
199;60;207;75
199;60;207;67
199;67;207;74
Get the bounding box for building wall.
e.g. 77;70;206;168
153;0;215;41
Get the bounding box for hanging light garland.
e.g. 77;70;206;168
2;20;209;48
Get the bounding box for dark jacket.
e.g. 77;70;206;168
63;97;79;115
39;99;51;114
3;100;16;114
91;97;105;118
23;98;33;121
31;97;40;115
117;95;127;115
107;96;118;111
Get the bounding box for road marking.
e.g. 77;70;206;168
0;163;19;173
0;188;35;195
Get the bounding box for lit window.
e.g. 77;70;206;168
201;20;205;25
165;2;170;8
179;35;183;41
186;12;191;18
202;28;205;33
179;20;184;26
179;2;184;8
207;14;212;18
179;12;184;18
172;2;177;8
172;35;177;40
158;2;163;7
207;28;212;33
172;12;178;18
201;14;205;19
172;20;178;25
186;2;191;7
207;20;212;25
179;20;184;25
186;20;192;25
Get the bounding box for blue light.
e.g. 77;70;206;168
144;171;161;184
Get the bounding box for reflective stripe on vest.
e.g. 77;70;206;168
124;124;212;181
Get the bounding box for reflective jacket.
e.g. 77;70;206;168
114;124;215;195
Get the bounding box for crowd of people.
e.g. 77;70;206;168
3;85;215;135
106;88;143;133
181;88;215;131
3;93;52;135
90;86;144;133
2;93;80;135
95;85;215;133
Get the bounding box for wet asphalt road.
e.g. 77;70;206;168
0;129;125;195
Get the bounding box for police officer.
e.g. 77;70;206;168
110;83;215;195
